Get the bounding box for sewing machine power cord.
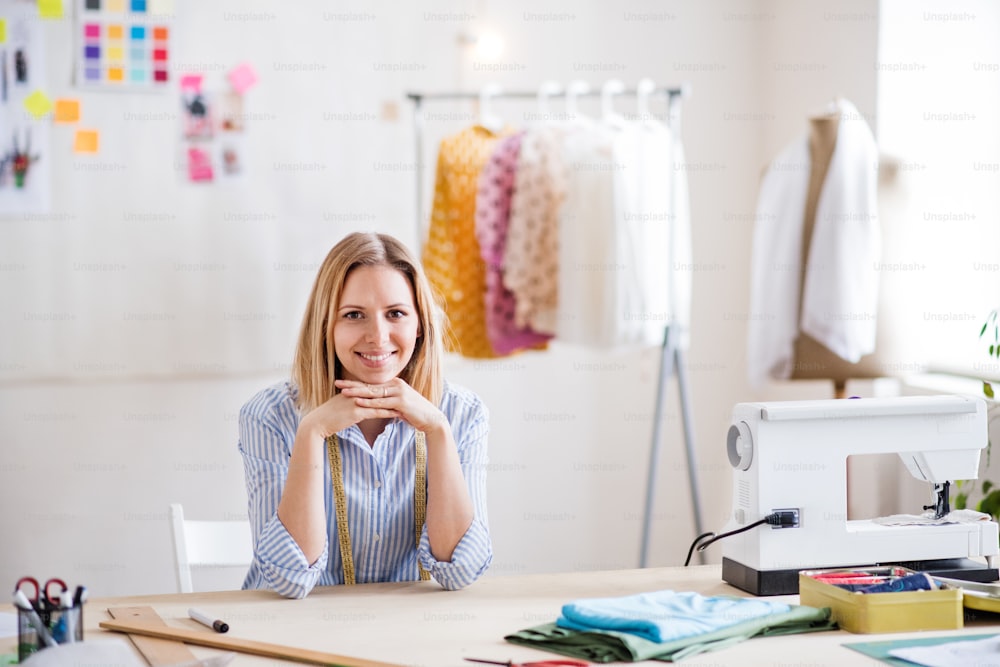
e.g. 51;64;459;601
683;511;797;566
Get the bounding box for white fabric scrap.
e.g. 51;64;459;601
872;509;992;526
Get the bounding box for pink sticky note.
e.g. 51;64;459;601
180;73;202;93
227;62;257;94
187;146;213;182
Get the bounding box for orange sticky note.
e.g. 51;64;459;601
107;67;124;82
74;130;99;154
108;25;123;40
23;90;53;119
38;0;64;19
54;99;80;123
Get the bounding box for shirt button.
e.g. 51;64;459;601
374;533;380;542
374;480;382;489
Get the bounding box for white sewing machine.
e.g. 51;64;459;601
720;394;1000;595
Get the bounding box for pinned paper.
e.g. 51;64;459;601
0;19;7;45
54;99;81;123
23;90;53;119
74;130;99;154
187;146;213;182
227;62;258;94
179;73;202;93
38;0;64;19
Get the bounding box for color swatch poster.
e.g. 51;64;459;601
0;0;51;214
75;0;174;90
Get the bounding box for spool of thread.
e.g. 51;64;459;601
856;573;936;594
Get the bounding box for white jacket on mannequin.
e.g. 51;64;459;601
747;99;880;387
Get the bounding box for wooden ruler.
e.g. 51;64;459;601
107;606;199;666
99;618;406;667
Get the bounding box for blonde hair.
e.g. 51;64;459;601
292;232;444;413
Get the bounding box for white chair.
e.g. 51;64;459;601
169;503;253;593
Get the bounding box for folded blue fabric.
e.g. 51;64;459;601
557;590;792;643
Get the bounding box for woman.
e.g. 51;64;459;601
239;232;492;598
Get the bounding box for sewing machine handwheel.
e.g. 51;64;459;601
727;421;754;471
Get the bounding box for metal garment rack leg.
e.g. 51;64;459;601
405;86;702;568
640;326;704;567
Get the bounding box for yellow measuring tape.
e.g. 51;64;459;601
326;432;430;585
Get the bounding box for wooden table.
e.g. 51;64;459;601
12;565;1000;665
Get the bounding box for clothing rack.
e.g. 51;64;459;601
405;83;703;568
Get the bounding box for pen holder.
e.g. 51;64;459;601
17;604;84;662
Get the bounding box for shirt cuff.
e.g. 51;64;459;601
256;514;328;599
418;517;493;591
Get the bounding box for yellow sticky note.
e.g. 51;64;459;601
74;129;99;154
0;20;7;45
106;0;125;11
23;90;53;119
38;0;64;19
54;99;80;123
107;46;124;62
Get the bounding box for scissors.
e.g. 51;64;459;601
15;577;69;611
465;659;589;667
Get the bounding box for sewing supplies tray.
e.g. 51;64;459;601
798;566;963;633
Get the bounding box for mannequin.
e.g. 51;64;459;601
790;106;882;398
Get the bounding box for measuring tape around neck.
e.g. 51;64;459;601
326;431;430;585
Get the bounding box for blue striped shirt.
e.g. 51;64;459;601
238;380;492;598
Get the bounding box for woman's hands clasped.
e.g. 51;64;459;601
297;378;445;440
334;379;446;434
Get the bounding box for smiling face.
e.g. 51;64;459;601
332;264;421;385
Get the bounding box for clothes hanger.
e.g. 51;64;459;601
565;79;590;120
536;80;562;117
478;82;504;133
636;77;657;127
601;79;627;128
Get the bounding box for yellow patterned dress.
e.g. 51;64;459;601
423;125;512;358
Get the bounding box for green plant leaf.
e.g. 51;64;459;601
955;492;968;510
984;480;994;495
978;489;1000;521
985;382;995;399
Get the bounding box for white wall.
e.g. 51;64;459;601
0;0;884;596
877;0;1000;379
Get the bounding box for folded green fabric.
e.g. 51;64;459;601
505;604;835;663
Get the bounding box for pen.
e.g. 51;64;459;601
13;589;56;647
188;607;229;633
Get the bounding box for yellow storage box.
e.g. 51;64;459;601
798;567;964;633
